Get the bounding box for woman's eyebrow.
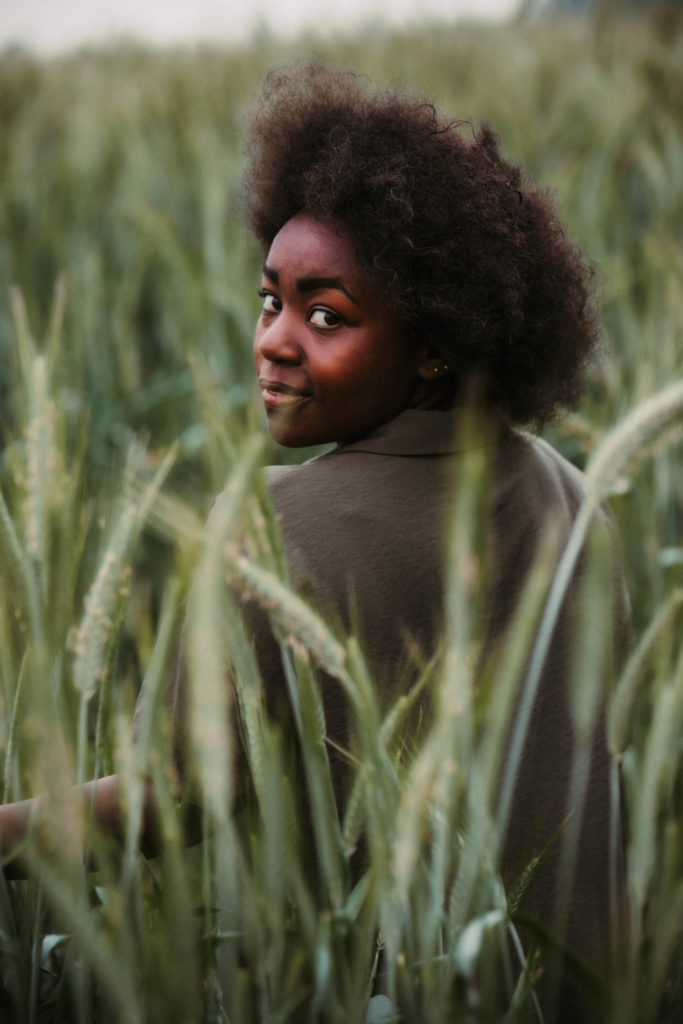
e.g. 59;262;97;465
262;264;361;306
296;276;360;305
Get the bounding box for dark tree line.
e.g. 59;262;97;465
553;0;682;9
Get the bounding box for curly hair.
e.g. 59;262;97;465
242;64;601;427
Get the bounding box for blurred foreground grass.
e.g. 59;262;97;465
0;7;682;1021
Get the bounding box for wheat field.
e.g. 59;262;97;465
0;7;682;1022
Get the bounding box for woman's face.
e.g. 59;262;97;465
253;213;434;447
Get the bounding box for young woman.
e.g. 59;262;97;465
233;63;630;1021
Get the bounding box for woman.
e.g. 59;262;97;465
229;63;630;1021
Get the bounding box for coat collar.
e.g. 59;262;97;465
332;408;503;457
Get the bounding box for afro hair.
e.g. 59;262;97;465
243;64;601;427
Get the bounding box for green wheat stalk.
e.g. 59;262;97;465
498;378;683;842
607;589;683;761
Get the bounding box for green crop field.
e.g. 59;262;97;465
0;6;682;1021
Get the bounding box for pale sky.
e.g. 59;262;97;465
1;0;519;54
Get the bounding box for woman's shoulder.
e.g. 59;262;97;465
497;428;622;565
500;427;589;515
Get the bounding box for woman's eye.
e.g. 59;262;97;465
309;308;342;329
259;291;280;314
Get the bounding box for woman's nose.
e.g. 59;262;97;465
256;314;303;365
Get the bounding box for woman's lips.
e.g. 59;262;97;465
259;379;312;410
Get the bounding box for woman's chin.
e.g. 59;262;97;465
265;412;321;449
